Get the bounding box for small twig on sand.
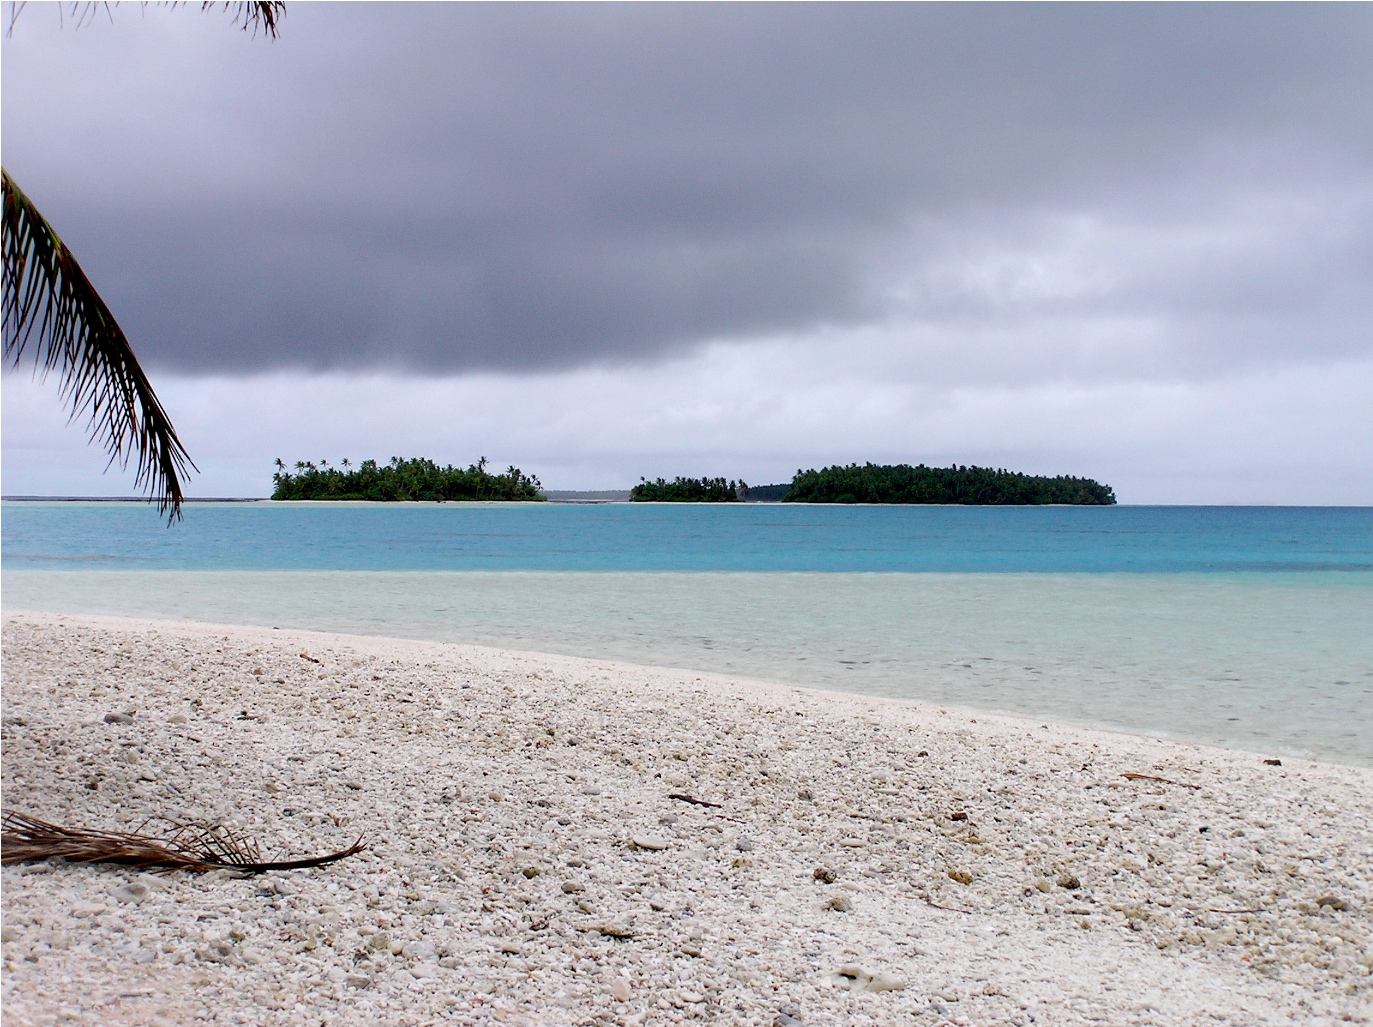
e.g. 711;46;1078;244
668;793;723;808
1;809;365;875
1122;773;1201;790
923;897;973;914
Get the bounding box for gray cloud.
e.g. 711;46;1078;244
2;3;1371;374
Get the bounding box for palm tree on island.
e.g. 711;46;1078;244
1;2;285;520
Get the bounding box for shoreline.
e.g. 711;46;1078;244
3;611;1370;1025
4;572;1368;771
0;606;1339;769
6;498;1373;507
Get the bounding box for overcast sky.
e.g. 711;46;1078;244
3;3;1371;501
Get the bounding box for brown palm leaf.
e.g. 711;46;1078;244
2;168;195;520
1;809;366;874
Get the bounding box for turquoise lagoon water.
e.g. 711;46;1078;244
3;501;1370;572
3;502;1370;765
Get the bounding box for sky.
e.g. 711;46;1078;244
3;3;1371;502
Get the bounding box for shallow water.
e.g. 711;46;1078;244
5;568;1370;766
5;501;1370;763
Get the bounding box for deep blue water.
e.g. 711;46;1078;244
2;501;1371;573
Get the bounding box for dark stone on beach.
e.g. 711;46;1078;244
917;750;929;757
1057;873;1081;890
1317;895;1348;911
951;811;968;821
1263;758;1283;766
813;866;837;884
104;712;134;725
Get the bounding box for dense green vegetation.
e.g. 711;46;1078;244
630;477;745;502
271;457;544;502
740;483;790;502
783;463;1116;505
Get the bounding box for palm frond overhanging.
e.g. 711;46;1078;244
5;3;285;39
2;168;195;519
204;1;285;39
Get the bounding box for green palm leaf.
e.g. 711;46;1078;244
2;168;195;519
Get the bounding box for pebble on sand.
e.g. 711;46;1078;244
110;883;149;905
826;965;908;993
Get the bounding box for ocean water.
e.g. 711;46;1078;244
3;502;1370;765
3;501;1371;572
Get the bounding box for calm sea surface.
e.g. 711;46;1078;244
3;502;1370;764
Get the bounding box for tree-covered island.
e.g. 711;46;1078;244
630;477;745;502
783;463;1115;504
271;457;544;501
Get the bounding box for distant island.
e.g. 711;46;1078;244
781;463;1116;505
271;457;544;502
630;477;744;502
270;459;1112;504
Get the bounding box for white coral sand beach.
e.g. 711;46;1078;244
2;611;1370;1026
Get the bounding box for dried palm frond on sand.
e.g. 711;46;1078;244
1;809;365;874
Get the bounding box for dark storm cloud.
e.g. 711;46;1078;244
2;2;1371;373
